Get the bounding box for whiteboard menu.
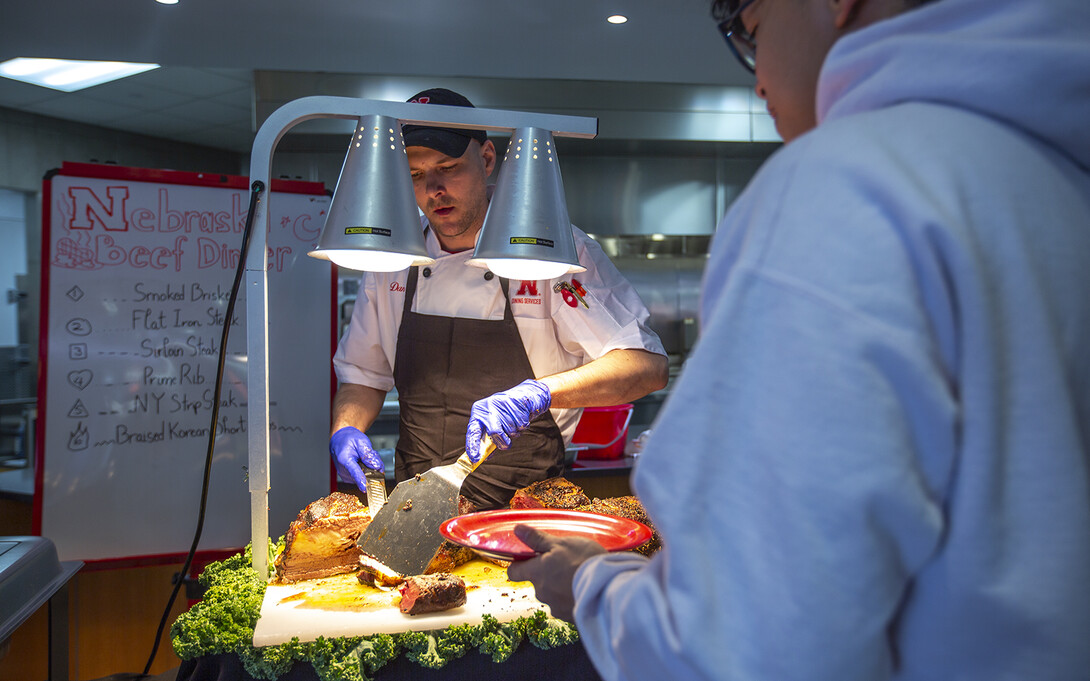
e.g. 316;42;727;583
37;162;335;563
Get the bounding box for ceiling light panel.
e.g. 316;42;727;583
0;58;159;92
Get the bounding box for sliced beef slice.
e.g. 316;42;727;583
398;573;467;615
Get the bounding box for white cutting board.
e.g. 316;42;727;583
253;560;547;646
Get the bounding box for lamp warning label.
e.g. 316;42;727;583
345;227;391;237
510;237;554;247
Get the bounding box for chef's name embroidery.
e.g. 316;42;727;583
510;236;554;248
554;279;589;309
345;227;391;237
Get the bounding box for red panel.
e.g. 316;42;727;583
56;161;327;196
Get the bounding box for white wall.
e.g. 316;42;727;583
0;106;242;193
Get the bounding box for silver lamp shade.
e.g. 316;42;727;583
468;127;585;280
308;114;434;272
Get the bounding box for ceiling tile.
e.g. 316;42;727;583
167;97;251;126
0;77;65;108
209;86;253;113
175;124;255;153
111;110;207;137
78;79;194;112
21;94;144;126
147;67;255;98
199;68;253;85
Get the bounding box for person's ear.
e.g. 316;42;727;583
480;139;497;177
829;0;866;29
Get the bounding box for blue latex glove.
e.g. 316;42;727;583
465;379;552;462
329;426;384;490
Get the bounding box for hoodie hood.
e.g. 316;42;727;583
817;0;1090;172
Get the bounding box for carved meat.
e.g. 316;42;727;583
509;479;660;556
356;543;474;587
275;491;483;587
357;553;405;587
424;541;476;573
509;476;591;510
272;492;371;583
424;494;479;573
575;496;661;556
398;574;467;615
355;495;476;585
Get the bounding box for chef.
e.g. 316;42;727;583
329;88;668;510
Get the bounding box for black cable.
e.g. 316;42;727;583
143;179;266;674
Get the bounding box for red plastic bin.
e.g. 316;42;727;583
570;404;633;460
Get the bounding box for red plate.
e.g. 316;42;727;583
440;508;652;561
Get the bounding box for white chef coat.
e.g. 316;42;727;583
333;222;666;442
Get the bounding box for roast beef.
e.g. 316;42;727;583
575;496;661;556
509;476;591;509
509;479;661;556
272;492;371;583
357;553;406;587
424;494;478;573
398;573;467;615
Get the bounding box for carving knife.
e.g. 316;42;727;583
364;468;387;520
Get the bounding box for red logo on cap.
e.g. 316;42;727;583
410;96;431;104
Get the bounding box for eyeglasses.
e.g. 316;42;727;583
717;0;759;74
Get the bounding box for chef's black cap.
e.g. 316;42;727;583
402;88;489;159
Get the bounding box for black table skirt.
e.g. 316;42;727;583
175;642;604;681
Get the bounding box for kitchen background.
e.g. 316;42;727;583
0;4;780;676
0;71;780;471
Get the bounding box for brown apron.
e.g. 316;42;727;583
392;265;565;509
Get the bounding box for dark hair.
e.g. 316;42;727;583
710;0;738;21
